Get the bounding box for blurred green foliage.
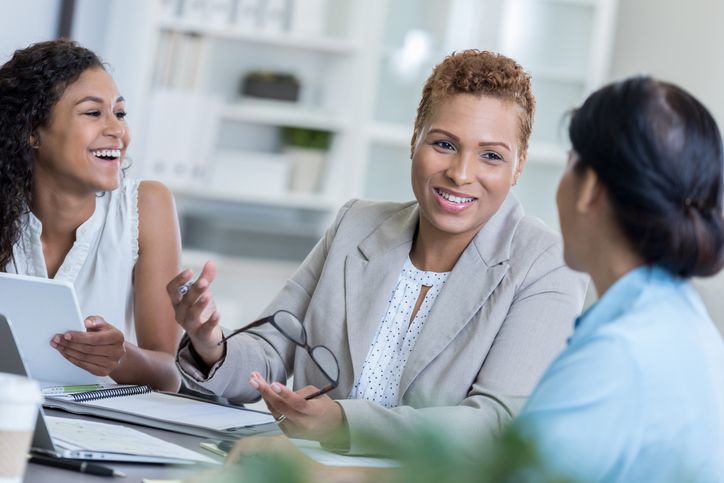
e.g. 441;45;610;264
207;423;579;483
281;127;333;150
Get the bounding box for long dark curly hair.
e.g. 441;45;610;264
0;39;103;270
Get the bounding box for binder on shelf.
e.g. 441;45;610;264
141;89;222;189
44;387;278;440
180;0;209;24
289;0;327;36
159;0;183;21
206;0;236;27
210;150;291;197
234;0;262;31
152;31;205;90
259;0;289;33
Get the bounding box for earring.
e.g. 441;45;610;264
513;172;520;186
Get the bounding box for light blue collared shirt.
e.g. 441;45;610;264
517;266;724;482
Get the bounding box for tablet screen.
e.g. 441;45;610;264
0;273;99;386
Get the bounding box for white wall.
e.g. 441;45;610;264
0;0;61;61
608;0;724;126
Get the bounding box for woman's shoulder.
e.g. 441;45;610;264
324;198;417;248
137;179;173;205
338;199;416;221
513;215;562;252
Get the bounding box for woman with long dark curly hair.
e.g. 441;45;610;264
0;39;181;390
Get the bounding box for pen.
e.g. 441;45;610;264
177;280;193;296
29;454;125;477
199;440;234;457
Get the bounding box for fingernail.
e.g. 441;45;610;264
249;379;259;389
52;336;60;344
271;383;282;394
50;340;57;348
63;333;71;341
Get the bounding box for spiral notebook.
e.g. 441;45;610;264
48;384;154;402
44;385;278;440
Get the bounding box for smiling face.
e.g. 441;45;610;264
411;93;523;243
33;67;129;194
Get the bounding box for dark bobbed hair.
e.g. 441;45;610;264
569;76;724;278
0;39;104;269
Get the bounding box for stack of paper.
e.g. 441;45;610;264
47;416;217;464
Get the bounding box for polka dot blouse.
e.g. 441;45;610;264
349;256;450;408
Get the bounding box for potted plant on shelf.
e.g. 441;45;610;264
281;126;333;194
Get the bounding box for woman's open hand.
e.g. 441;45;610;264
249;371;348;446
166;260;224;367
50;316;126;376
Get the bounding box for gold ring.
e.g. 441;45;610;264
275;413;287;424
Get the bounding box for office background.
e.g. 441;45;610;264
2;0;723;332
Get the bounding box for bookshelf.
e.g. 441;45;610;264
99;0;618;259
158;20;358;54
222;100;348;131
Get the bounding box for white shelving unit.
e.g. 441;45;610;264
158;20;359;54
223;99;349;131
99;0;618;260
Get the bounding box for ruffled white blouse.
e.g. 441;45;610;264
6;178;140;343
349;257;450;407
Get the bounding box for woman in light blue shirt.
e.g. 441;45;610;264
517;77;724;482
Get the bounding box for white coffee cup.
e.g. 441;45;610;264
0;372;42;483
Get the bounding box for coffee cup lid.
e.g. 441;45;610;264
0;372;42;404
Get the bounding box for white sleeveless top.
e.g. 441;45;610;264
349;257;450;407
6;178;140;343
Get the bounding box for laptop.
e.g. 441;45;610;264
0;314;216;465
0;272;98;386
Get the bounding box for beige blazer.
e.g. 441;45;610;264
177;196;588;455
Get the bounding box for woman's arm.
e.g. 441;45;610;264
175;199;359;402
111;180;183;390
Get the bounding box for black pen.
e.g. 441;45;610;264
29;453;125;477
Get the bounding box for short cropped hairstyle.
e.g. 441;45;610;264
569;76;724;278
412;49;535;160
0;39;104;270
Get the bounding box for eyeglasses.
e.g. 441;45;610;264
217;310;339;400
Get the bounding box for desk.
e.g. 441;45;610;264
24;409;225;483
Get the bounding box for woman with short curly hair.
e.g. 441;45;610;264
169;50;588;455
0;39;181;390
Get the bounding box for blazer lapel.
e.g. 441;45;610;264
343;203;418;389
398;194;524;397
397;250;508;397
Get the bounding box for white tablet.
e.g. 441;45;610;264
0;272;98;386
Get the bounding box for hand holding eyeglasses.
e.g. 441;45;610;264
249;371;346;443
166;260;224;367
221;310;345;443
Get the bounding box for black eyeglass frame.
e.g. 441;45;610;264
217;310;339;400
